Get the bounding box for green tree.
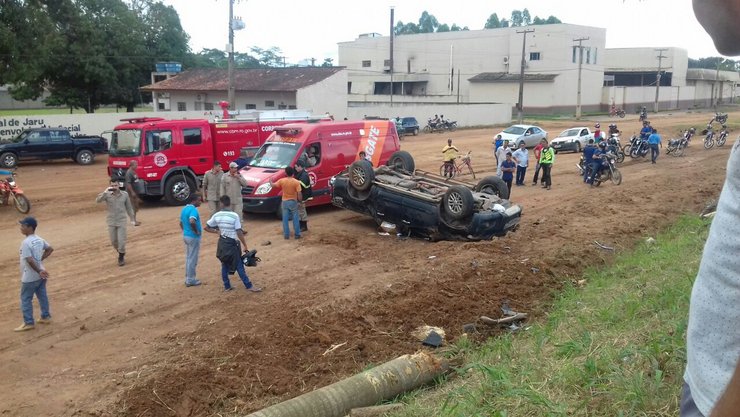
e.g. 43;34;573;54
545;15;562;24
511;10;523;26
321;58;334;67
437;23;450;32
688;57;738;71
417;11;439;33
394;21;419;35
484;12;502;29
522;8;532;26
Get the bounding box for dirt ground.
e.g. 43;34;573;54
0;110;732;416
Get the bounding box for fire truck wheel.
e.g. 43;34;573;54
164;175;195;206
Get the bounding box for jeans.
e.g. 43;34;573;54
532;162;541;184
588;161;602;184
221;260;254;290
21;279;50;325
650;144;660;163
504;179;512;195
515;166;527;185
541;164;552;187
183;236;201;284
282;199;301;238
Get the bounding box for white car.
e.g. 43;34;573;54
496;125;547;148
551;127;593;153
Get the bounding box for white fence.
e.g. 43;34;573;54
345;103;512;128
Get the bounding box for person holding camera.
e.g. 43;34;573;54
96;178;137;266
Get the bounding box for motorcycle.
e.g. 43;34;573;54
607;134;625;163
638;107;648;122
666;128;695;157
591;152;622;186
0;171;31;213
703;123;728;149
623;135;649;159
442;120;458;132
423;118;444;134
712;111;728;125
609;105;626;118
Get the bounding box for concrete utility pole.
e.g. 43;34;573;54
573;37;589;120
227;0;235;108
516;29;534;123
389;6;395;107
654;48;668;113
715;58;725;107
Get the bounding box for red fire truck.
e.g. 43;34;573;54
106;110;322;205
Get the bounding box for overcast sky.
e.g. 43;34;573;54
159;0;724;65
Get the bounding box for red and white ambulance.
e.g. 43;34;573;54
239;119;411;215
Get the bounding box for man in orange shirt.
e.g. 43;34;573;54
271;166;303;239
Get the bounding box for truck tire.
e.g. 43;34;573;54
442;185;474;220
76;149;94;165
349;160;375;191
164;174;195;206
474;176;510;199
1;152;18;168
386;150;415;172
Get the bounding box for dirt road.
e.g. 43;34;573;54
0;111;731;416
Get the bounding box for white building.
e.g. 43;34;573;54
140;67;348;119
338;24;607;114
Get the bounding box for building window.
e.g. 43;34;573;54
347;82;352;93
593;48;597;65
278;104;287;109
158;102;165;110
586;47;591;64
362;60;371;68
529;52;541;61
288;105;297;109
265;100;275;107
572;46;577;63
245;104;257;109
204;102;214;111
183;128;202;145
177;102;186;111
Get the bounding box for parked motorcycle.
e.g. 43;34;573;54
609;105;626;118
666;128;695;157
702;123;727;149
442;120;458;132
0;171;31;213
712;111;728;125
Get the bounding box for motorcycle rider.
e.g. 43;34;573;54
589;142;608;185
582;139;597;183
431;114;440;129
639;106;648;121
608;123;620;136
0;168;13;205
593;123;604;144
640;121;653;141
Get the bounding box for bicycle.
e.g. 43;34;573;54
440;151;475;179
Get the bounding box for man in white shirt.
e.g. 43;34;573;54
496;140;511;177
511;142;529;186
15;216;54;332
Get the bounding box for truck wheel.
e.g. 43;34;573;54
442;185;474;220
76;150;94;165
386;150;415;172
164;175;195;206
1;152;17;168
474;176;510;199
349;160;375;191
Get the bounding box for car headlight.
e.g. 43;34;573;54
254;182;272;195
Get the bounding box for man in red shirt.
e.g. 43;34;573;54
271;167;303;240
531;138;547;186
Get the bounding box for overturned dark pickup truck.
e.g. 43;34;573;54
331;154;522;241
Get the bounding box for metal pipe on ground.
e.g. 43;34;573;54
244;352;449;417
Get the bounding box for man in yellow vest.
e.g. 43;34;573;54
538;140;555;190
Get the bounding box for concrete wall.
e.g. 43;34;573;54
343;103;511;127
0;111;218;142
296;71;348;118
601;85;697;111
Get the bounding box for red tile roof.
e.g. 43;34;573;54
141;67;344;92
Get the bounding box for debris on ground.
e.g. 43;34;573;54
427;255;436;260
594;241;615;251
412;325;446;347
322;341;348;356
645;237;657;245
379;221;397;234
701;199;718;217
480;301;529;328
261;240;272;246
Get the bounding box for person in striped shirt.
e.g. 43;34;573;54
205;195;262;293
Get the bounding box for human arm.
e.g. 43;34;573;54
711;358;740;417
236;228;248;251
202;174;209;199
25;256;49;279
189;216;200;236
295;182;302;202
204;216;218;234
124;194;135;222
95;190;110;203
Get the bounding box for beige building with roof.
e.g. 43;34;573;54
140;67;348;119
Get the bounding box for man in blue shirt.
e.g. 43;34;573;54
589;142;607;185
500;152;517;195
179;193;203;287
493;134;504;164
640;121;653;140
648;128;662;164
582;139;597;183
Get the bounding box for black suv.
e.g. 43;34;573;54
397;117;420;136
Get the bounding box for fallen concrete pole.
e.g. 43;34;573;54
245;352;449;417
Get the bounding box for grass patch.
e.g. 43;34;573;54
393;215;708;417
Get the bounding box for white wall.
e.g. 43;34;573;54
0;111;219;142
344;103;511;127
601;85;697;110
296;71;348;118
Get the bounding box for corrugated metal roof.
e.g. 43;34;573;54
140;67;344;92
468;72;558;83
